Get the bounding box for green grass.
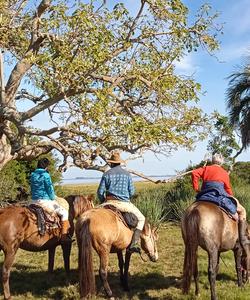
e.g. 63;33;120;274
1;181;250;299
1;223;250;299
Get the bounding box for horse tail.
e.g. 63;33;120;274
182;208;200;294
79;218;96;298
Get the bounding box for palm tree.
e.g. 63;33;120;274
226;63;250;154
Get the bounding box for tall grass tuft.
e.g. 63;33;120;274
234;184;250;220
164;176;196;222
133;185;170;227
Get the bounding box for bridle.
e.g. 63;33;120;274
140;227;157;261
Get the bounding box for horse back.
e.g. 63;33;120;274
76;208;133;251
182;202;238;251
0;206;60;251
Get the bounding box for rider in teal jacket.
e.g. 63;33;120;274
30;168;55;200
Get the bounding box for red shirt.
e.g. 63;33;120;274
191;165;233;195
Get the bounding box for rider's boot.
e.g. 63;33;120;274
238;219;250;264
61;220;72;243
129;229;142;253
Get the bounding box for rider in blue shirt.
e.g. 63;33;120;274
97;152;145;253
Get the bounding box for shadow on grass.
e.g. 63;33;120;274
95;271;182;300
0;262;181;300
0;263;79;299
199;270;237;282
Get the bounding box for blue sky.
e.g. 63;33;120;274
62;0;250;180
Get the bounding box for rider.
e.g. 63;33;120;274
97;152;145;253
30;158;71;243
191;153;249;260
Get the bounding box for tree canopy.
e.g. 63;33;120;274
207;112;241;164
0;0;221;171
226;62;250;151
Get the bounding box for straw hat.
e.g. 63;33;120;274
107;152;124;164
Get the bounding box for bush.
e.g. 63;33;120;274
163;175;196;222
133;185;170;227
0;154;62;203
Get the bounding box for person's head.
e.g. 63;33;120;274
37;157;50;169
106;152;124;168
211;153;224;165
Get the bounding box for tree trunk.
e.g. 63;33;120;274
0;135;13;171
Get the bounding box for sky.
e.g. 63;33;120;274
8;0;249;180
61;0;250;180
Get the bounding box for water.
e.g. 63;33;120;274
61;175;173;185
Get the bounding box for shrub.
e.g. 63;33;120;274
133;185;170;227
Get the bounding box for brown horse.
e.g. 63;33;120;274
0;194;94;300
75;207;159;299
181;201;248;300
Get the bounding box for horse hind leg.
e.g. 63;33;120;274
208;250;219;300
99;250;114;299
193;254;199;296
2;248;17;300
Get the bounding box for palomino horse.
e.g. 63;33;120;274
75;207;159;299
0;194;94;300
181;201;248;300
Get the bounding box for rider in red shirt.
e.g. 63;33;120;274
192;153;249;265
192;164;233;195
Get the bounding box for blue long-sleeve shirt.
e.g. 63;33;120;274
97;166;135;202
30;168;55;200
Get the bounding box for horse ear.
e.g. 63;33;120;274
152;226;159;240
143;222;151;235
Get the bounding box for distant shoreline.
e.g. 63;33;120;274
63;174;173;181
61;175;173;185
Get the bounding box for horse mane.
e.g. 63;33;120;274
65;195;94;218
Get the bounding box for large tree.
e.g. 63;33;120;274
0;0;221;171
227;62;250;153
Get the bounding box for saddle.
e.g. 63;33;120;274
103;204;138;229
28;204;61;236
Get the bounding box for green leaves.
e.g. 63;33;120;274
0;0;222;168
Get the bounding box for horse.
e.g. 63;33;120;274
75;207;159;299
181;201;248;300
0;194;94;300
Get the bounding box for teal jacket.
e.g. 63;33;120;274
30;168;55;200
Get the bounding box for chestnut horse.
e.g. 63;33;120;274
181;201;248;300
75;207;159;299
0;194;94;300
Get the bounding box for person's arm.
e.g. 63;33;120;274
224;173;233;195
97;175;106;203
191;167;205;192
44;173;55;200
128;175;135;198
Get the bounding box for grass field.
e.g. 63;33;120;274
1;223;250;300
1;181;250;299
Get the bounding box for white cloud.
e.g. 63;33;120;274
174;55;199;75
219;43;250;62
